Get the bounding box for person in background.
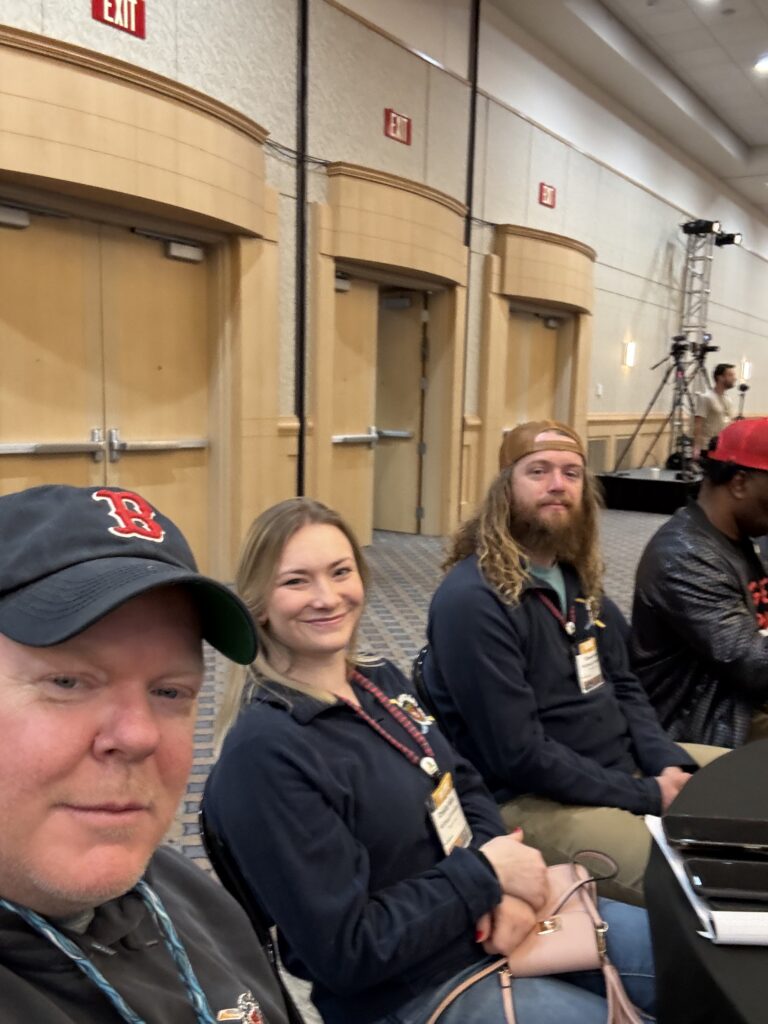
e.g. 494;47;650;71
204;497;656;1024
693;362;737;459
420;421;723;906
632;417;768;748
0;484;291;1024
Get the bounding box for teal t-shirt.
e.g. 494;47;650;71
531;562;566;613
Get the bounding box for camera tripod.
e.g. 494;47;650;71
736;383;749;421
613;338;707;479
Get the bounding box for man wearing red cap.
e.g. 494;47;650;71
420;421;722;906
632;417;768;748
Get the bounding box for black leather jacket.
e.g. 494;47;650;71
631;501;768;747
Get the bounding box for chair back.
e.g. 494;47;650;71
199;805;306;1024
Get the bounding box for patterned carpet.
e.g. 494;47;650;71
169;507;669;1021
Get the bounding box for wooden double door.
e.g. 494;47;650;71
0;214;211;567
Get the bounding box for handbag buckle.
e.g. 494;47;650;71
595;921;609;959
537;916;562;935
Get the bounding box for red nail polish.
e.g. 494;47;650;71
475;929;483;941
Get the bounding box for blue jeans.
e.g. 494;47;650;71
378;899;656;1024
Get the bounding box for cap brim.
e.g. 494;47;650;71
0;557;257;665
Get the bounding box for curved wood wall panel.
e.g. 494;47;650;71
0;28;268;234
495;225;596;314
322;163;468;285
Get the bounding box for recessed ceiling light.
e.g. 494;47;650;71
754;54;768;74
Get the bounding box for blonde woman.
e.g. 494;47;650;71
203;498;655;1024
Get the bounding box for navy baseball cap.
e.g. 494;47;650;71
0;484;257;664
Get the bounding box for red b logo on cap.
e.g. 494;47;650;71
93;489;165;543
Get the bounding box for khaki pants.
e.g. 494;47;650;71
747;706;768;742
499;743;727;907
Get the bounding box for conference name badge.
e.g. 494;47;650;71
575;637;604;694
428;771;472;855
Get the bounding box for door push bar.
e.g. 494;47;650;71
107;428;209;462
376;429;414;440
0;428;210;463
332;425;379;447
331;426;415;446
0;428;106;462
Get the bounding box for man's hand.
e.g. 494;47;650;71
655;765;692;812
479;830;549;911
475;895;537;955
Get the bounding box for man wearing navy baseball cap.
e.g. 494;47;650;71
0;485;291;1024
632;418;768;748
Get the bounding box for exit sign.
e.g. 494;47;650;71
539;182;557;208
384;108;412;145
92;0;146;39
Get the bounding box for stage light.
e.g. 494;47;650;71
715;232;742;246
682;219;721;235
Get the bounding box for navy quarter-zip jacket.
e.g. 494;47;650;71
423;556;693;813
204;661;503;1024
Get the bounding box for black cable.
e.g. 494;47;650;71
294;0;309;495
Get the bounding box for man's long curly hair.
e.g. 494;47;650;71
444;465;604;611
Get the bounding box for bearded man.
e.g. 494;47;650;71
419;421;724;905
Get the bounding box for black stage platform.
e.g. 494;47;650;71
597;468;699;515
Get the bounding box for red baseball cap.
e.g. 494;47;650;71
708;418;768;472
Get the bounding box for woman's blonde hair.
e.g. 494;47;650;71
215;498;371;747
444;464;604;611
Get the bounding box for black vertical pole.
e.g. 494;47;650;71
294;0;309;495
464;0;481;247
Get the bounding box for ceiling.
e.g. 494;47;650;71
492;0;768;216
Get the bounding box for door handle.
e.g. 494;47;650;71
376;429;414;440
108;428;209;463
0;428;105;462
332;425;378;448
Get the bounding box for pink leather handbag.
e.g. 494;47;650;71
426;857;644;1024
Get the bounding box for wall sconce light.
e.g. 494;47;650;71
622;340;637;368
740;358;753;382
682;219;721;236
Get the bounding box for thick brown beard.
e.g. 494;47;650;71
507;499;590;565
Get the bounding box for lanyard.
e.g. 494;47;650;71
535;591;576;636
340;670;440;778
0;881;219;1024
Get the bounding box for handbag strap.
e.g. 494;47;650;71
425;958;509;1024
572;849;620;882
603;962;644;1024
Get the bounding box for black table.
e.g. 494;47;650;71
645;741;768;1023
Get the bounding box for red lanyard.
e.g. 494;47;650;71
535;592;576;637
339;670;440;778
